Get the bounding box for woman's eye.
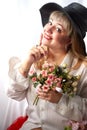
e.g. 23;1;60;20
56;27;62;33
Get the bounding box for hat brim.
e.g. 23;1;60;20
39;2;70;27
40;2;87;38
39;2;87;56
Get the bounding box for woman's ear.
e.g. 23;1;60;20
65;38;72;51
67;37;71;44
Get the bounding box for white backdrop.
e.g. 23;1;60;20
0;0;87;130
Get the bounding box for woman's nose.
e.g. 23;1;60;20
46;25;53;33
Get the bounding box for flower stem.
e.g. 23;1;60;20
33;95;39;105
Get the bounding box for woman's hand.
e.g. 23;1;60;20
19;33;47;77
19;45;48;77
28;45;48;63
28;33;44;64
37;87;62;103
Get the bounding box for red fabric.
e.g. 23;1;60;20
7;115;28;130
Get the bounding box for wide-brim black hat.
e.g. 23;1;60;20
40;2;87;39
40;2;87;55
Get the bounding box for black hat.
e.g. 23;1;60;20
40;2;87;39
40;2;87;56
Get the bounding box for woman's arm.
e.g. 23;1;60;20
7;45;48;101
7;57;30;101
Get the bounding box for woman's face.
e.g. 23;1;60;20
41;18;71;52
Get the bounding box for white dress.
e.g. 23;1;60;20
7;51;87;130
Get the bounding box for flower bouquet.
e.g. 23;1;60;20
64;120;87;130
29;62;80;105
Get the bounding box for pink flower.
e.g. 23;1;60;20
42;84;50;92
72;122;79;130
45;78;53;86
54;77;62;82
42;62;49;69
29;70;35;76
49;66;55;72
41;70;48;77
48;74;55;80
56;82;62;88
31;77;37;82
54;77;62;88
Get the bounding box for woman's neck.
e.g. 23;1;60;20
47;49;67;65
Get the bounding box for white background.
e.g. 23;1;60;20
0;0;87;130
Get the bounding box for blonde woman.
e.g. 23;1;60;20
7;2;87;130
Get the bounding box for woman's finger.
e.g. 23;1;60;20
39;33;43;45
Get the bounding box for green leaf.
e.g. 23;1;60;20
64;126;72;130
33;82;39;88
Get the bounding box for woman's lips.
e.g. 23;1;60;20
44;33;52;40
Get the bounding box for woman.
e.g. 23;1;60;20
7;2;87;130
